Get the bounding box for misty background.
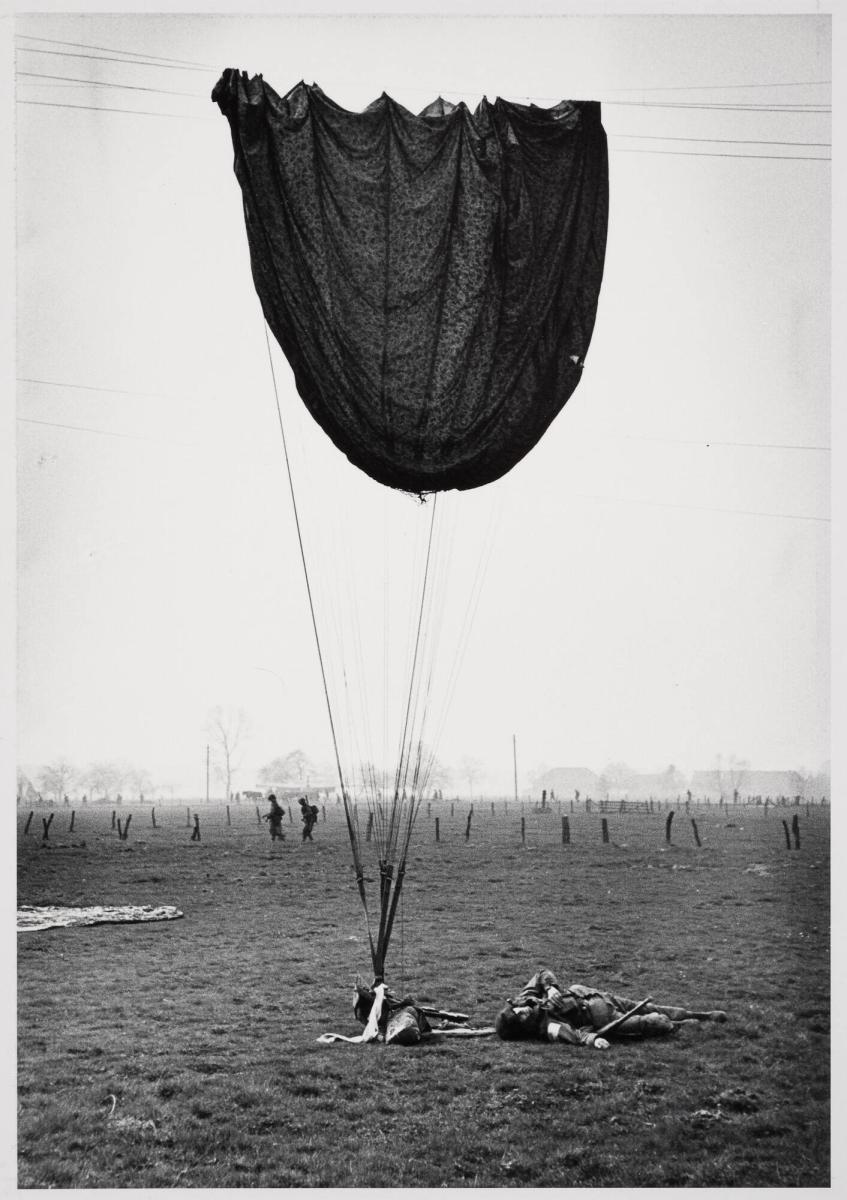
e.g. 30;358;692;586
11;10;831;804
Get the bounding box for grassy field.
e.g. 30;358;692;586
18;798;829;1188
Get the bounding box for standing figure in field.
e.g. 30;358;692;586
263;794;286;841
299;796;318;841
495;968;727;1049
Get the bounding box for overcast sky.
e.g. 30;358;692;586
8;6;833;798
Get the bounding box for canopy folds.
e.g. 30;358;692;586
213;71;609;492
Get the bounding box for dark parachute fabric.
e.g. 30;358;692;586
213;71;609;493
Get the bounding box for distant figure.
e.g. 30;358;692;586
191;814;201;842
264;794;286;842
63;794;69;806
495;969;727;1049
299;796;318;841
82;793;87;805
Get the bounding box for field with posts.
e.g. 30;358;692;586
18;795;829;1188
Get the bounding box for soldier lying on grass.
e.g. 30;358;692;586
495;968;727;1049
317;978;495;1045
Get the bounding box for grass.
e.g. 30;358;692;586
18;798;829;1187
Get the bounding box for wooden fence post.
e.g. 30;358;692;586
191;814;201;842
111;810;116;830
691;818;701;847
520;816;525;845
122;813;132;841
226;805;231;826
781;819;791;850
601;818;609;844
791;814;800;850
366;812;374;842
562;816;570;844
116;817;123;840
451;802;454;816
322;805;326;822
151;807;157;828
435;817;440;842
24;811;34;835
42;813;54;841
186;806;191;828
256;805;262;825
465;811;473;841
69;810;75;832
665;811;674;843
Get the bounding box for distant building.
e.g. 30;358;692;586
535;767;600;798
688;769;825;800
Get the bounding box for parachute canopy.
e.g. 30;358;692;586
213;72;609;493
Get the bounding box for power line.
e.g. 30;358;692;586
15;74;834;148
18;416;195;446
15;46;212;73
18;377;178;400
16;98;831;154
17;71;202;98
18;99;212;121
18;381;830;454
616;147;829;161
15;33;218;69
603;79;830;93
611;133;831;148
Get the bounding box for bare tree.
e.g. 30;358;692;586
127;767;154;802
258;748;314;794
205;707;251;803
458;755;484;800
83;761;125;803
37;758;76;803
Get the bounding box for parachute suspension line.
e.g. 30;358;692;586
263;326;376;968
392;493;439;811
373;494;441;978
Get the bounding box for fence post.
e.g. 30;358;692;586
256;805;262;825
691;818;701;847
226;805;231;826
465;811;473;841
665;811;674;843
601;818;609;844
191;814;201;842
151;807;157;828
111;810;116;830
122;813;132;841
186;806;191;828
435;817;440;843
24;811;34;835
781;819;791;850
322;805;326;822
69;810;75;833
521;816;525;845
562;816;570;844
366;812;374;842
116;817;123;840
791;814;800;850
42;813;54;841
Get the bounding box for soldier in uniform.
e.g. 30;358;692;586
495;968;727;1048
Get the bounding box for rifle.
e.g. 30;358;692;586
596;996;653;1038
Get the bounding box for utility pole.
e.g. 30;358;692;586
206;743;210;805
513;734;518;804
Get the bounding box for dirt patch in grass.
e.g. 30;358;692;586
18;801;829;1187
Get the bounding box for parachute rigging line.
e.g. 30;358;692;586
263;326;377;968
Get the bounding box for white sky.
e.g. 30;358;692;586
6;5;836;798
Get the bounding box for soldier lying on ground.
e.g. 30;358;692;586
317;978;495;1045
495;968;727;1049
